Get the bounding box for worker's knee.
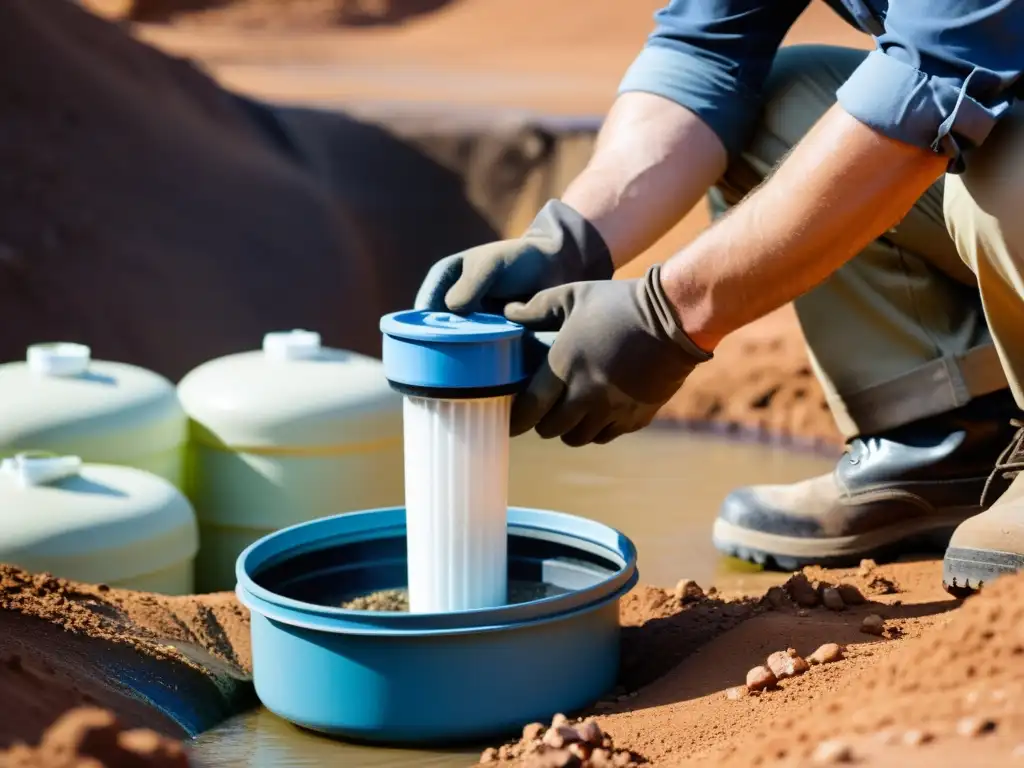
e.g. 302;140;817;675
713;45;867;207
944;107;1024;277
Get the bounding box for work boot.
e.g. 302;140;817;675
943;421;1024;596
712;389;1022;570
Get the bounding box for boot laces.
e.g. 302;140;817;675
981;419;1024;507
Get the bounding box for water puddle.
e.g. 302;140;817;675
191;429;835;767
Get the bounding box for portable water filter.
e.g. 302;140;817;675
380;310;526;613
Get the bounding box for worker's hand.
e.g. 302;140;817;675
414;200;613;313
505;265;712;446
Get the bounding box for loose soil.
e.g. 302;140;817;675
8;557;1024;767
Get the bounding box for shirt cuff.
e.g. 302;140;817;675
617;42;761;159
837;49;1010;173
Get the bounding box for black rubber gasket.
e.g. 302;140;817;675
386;379;524;400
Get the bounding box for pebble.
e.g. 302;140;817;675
837;583;867;605
523;723;546;742
674;579;705;603
543;726;581;749
811;739;854;764
746;665;777;691
767;650;810;680
528;749;581;768
480;747;499;763
798;609;809;618
551;713;569;729
568;743;591;761
589;749;612;768
765;586;790;610
726;686;749;700
859;558;877;575
901;729;934;747
808;643;845;665
786;574;820;608
956;716;997;737
861;614;886;636
577;720;603;746
822;587;846;611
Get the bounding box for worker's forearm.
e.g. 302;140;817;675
660;105;950;352
560;92;728;269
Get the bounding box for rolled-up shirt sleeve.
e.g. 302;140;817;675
837;0;1024;172
617;0;811;158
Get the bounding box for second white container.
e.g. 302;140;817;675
178;330;403;592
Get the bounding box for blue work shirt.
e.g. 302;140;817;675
618;0;1024;172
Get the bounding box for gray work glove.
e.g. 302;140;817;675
414;199;614;314
504;264;712;446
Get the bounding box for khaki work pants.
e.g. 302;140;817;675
711;45;1024;439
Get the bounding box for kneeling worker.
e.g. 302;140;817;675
416;0;1024;593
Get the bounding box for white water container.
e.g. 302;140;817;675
178;330;403;592
0;343;187;488
0;453;198;593
380;311;526;613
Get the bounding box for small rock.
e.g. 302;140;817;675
498;745;515;760
96;584;110;592
529;749;581;768
590;749;613;768
767;650;810;680
956;717;997;737
746;665;777;691
808;643;844;665
798;609;809;618
576;720;603;746
523;722;546;742
480;747;499;763
786;573;820;607
551;713;569;729
836;583;867;605
568;742;591;761
901;729;934;747
859;558;877;575
765;586;790;610
822;587;845;611
612;752;633;768
707;586;719;597
811;739;854;764
543;726;581;749
861;614;885;636
674;579;704;603
726;686;749;700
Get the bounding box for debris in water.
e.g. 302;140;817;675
808;643;844;665
746;665;777;691
860;614;885;636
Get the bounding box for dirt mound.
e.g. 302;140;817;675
710;570;1024;766
0;708;191;768
0;565;252;749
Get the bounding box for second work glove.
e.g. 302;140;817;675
505;264;713;446
414;199;614;313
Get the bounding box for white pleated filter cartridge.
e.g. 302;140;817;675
380;310;526;614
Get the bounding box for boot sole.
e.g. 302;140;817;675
713;510;977;571
942;547;1024;597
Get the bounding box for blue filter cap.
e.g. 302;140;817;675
380;311;526;397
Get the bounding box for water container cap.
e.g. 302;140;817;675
263;330;322;362
380;311;525;397
27;343;91;377
0;453;83;488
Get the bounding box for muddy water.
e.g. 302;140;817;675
191;429;835;768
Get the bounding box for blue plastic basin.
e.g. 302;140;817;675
236;506;638;744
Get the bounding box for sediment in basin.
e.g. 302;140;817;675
236;506;637;744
